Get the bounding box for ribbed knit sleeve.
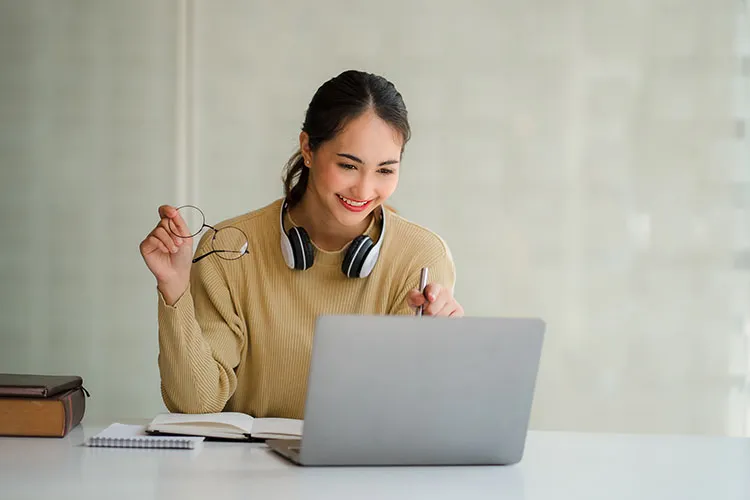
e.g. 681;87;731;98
389;239;456;316
157;238;248;414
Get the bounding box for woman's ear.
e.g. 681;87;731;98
299;131;312;167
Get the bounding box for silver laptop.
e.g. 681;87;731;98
266;315;545;466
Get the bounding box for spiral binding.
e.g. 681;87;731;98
86;435;198;449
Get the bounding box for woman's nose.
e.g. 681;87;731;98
350;177;374;201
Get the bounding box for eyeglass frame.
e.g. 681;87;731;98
167;205;250;263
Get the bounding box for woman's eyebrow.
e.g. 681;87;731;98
337;153;399;166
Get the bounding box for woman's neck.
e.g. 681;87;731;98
289;193;371;252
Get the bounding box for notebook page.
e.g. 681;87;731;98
251;418;303;438
92;423;149;438
150;412;255;433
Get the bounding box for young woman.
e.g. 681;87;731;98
139;70;463;419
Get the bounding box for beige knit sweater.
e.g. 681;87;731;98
157;197;455;419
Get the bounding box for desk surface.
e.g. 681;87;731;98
1;423;749;500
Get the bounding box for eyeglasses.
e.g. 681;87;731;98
167;205;249;263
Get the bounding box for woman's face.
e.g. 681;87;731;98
301;110;402;228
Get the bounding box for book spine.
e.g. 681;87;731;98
62;387;86;435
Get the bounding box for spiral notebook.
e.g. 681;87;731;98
85;423;204;449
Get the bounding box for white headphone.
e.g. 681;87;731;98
279;199;386;278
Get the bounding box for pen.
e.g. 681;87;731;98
416;267;429;317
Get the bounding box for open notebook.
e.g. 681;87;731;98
145;412;303;441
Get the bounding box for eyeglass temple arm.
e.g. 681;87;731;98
191;251;215;264
191;249;248;264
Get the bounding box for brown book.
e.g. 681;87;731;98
0;374;89;437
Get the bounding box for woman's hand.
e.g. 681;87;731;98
406;283;464;317
139;205;194;305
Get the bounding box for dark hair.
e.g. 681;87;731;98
282;70;411;208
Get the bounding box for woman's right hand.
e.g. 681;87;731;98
139;205;194;305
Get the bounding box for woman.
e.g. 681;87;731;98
139;70;463;419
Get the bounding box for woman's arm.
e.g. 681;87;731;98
156;241;247;414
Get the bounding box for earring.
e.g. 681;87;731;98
305;159;310;166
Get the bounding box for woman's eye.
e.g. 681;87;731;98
379;168;394;175
338;163;356;170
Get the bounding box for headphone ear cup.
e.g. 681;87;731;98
358;242;381;278
280;231;296;269
300;228;314;269
342;235;374;278
288;226;314;270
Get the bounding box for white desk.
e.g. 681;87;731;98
1;423;749;500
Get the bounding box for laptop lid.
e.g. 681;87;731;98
297;315;545;466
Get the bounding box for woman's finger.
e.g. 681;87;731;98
140;235;170;256
406;289;427;308
158;205;177;219
424;283;442;303
166;210;192;239
449;303;465;317
173;212;191;238
158;217;185;246
424;291;449;316
153;226;179;253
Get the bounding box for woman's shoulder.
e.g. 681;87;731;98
384;208;453;263
212;198;282;232
195;198;281;251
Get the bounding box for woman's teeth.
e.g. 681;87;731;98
338;195;368;207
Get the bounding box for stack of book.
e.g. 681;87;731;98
0;373;89;437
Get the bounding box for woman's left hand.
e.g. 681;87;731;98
406;283;464;317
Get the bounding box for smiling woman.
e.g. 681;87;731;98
139;69;464;419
